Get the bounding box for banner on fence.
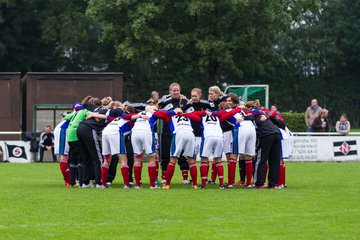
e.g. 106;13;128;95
0;141;31;163
1;137;359;163
289;136;359;162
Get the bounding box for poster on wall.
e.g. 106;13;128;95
0;141;31;163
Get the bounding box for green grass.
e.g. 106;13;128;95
351;128;360;132
0;162;359;240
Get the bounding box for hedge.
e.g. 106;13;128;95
281;112;306;132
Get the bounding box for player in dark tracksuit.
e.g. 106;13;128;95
77;105;123;187
158;83;189;183
39;125;56;162
250;107;282;188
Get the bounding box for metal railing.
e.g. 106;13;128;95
0;131;22;135
292;132;360;136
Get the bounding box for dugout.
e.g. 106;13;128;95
224;84;269;108
22;72;124;132
0;72;22;140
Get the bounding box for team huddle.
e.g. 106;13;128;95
54;83;292;190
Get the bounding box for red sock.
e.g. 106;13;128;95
227;158;236;185
121;165;130;187
59;160;70;184
245;159;253;186
166;162;176;185
182;170;188;181
101;165;109;186
134;163;142;187
216;162;224;185
264;163;269;183
148;162;157;187
189;163;197;186
200;162;208;187
283;161;286;186
211;161;217;182
65;168;70;185
278;161;285;186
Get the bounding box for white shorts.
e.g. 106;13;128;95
233;121;256;156
171;130;195;158
102;132;126;156
131;130;156;155
223;130;233;154
279;127;293;160
200;136;223;158
194;137;202;155
54;124;69;155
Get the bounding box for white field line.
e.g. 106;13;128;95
0;210;359;230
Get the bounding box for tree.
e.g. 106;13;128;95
87;0;316;100
263;0;360;127
0;0;116;73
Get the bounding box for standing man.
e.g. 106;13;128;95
158;83;189;184
39;124;57;162
305;99;322;132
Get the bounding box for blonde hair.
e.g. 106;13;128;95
145;105;158;114
112;101;123;109
146;105;158;111
246;100;261;110
191;88;202;97
169;83;181;93
321;109;329;115
101;96;113;106
208;86;224;96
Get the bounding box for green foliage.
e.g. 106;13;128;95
87;0;315;100
0;0;359;128
0;163;360;239
282;111;306;132
267;1;360;127
0;0;116;72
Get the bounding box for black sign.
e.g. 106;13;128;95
333;141;357;157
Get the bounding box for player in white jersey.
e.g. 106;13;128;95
131;105;162;189
213;107;256;188
159;108;198;190
100;112;135;188
54;118;70;186
181;110;225;189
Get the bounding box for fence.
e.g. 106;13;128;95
1;131;360;163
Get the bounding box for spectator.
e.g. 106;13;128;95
312;109;329;132
335;113;351;135
39;124;56;162
305;99;322;132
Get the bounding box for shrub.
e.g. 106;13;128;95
282;111;306;132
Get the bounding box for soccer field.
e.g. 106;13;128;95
0;163;359;240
